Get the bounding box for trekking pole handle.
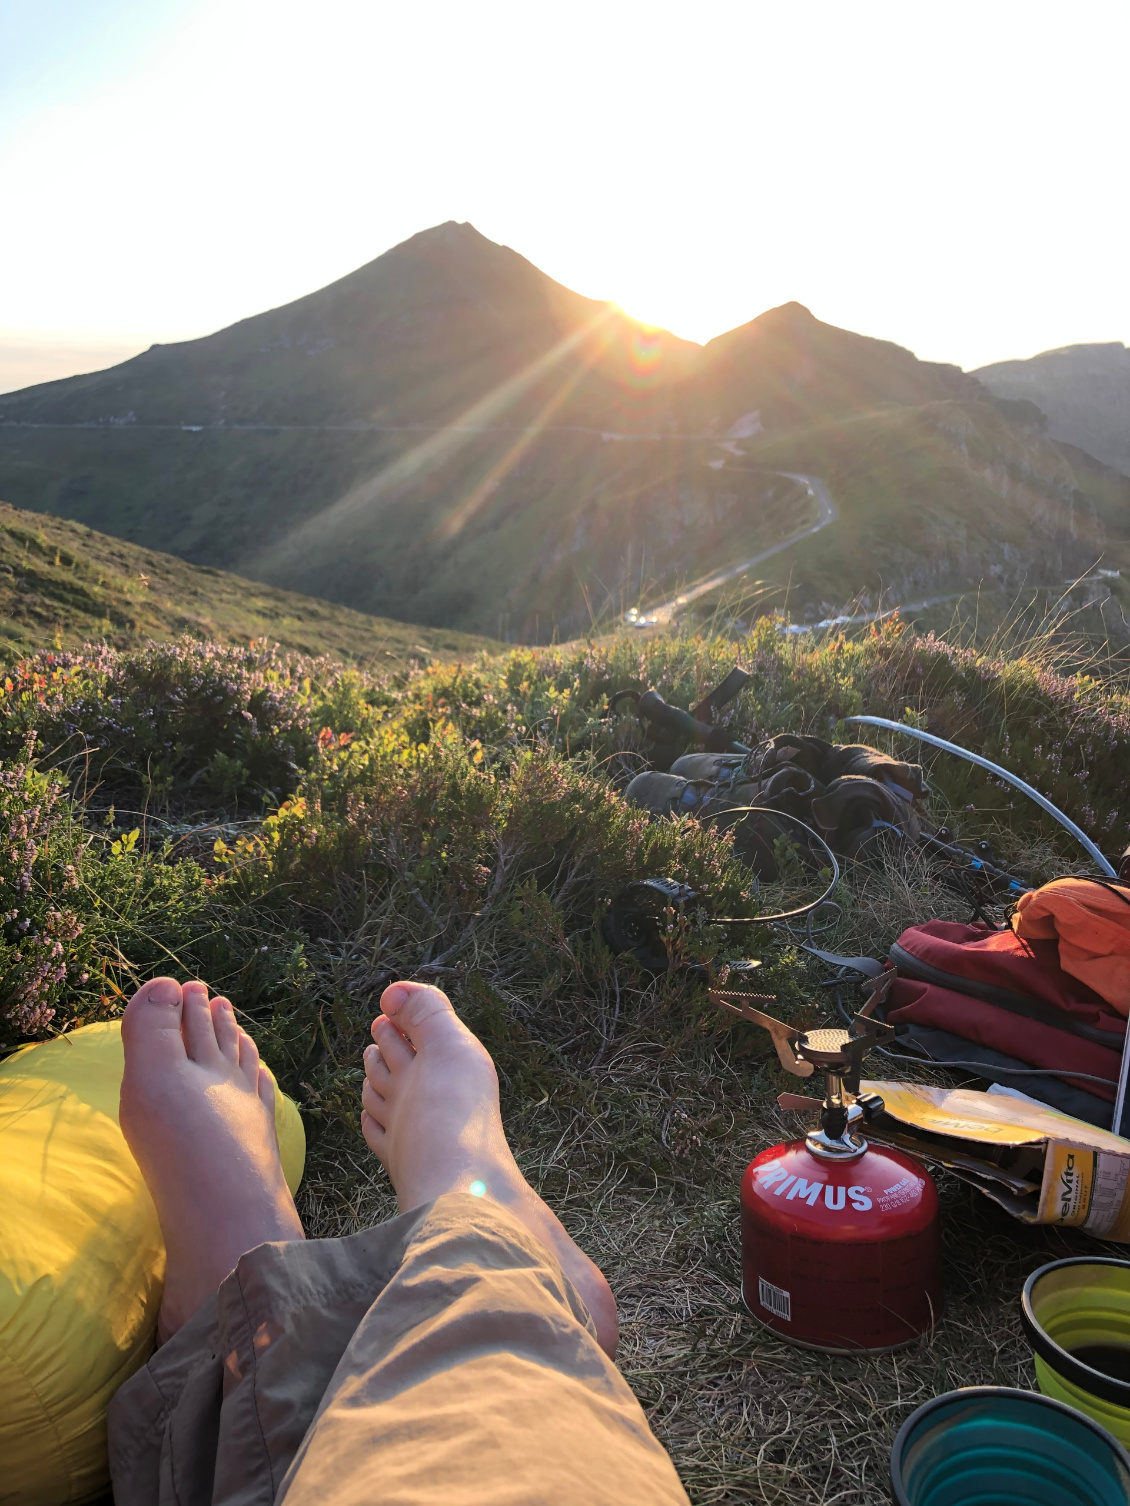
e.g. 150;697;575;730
918;831;1032;896
637;691;750;753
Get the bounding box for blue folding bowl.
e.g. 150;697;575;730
890;1385;1130;1506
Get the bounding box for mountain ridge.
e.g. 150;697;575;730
0;222;1126;640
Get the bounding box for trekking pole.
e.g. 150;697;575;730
845;716;1117;878
637;690;752;754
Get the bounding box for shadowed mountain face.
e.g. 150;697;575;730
0;223;698;432
689;301;981;432
975;344;1130;478
1;223;1127;639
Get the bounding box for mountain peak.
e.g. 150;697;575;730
758;300;817;325
388;219;490;253
691;300;977;430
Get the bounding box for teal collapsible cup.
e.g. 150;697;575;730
890;1386;1130;1506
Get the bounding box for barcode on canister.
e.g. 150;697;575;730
758;1276;792;1321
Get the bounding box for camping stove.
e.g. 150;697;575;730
713;981;943;1353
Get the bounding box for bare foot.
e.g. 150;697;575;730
360;981;619;1356
119;976;304;1342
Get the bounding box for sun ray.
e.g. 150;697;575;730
248;305;619;576
432;317;621;543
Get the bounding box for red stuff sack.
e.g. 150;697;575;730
882;920;1127;1129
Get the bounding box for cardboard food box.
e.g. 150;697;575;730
861;1080;1130;1241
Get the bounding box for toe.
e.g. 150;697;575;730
361;1076;388;1127
237;1026;261;1084
361;1109;388;1161
121;977;185;1066
364;1043;392;1094
371;1013;415;1072
256;1065;277;1123
181;980;221;1062
380;981;463;1052
210;995;240;1063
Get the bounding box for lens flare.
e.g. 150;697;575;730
250;305;617;573
625;323;665;388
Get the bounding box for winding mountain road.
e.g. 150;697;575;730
645;471;838;625
2;415;840;631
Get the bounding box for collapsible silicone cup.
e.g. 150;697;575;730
1022;1256;1130;1446
889;1386;1130;1506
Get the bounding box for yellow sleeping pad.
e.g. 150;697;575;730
0;1020;305;1505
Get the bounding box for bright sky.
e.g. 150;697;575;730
2;0;1128;394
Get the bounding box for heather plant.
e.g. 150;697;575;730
0;639;390;813
0;735;315;1043
5;619;1127;1050
0;746;91;1037
383;620;1130;858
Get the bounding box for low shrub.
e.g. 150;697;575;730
3;620;1127;1052
0;639;389;814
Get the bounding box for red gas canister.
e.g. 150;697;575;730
741;1137;941;1351
714;988;944;1353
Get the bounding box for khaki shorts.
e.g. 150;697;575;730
108;1192;690;1506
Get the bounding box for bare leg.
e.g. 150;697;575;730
118;976;304;1342
360;980;619;1356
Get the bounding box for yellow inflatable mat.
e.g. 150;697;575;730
0;1020;305;1505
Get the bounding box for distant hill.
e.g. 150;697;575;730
1;223;1127;637
0;501;495;665
976;343;1130;477
687;299;980;430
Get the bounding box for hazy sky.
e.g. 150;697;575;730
2;0;1127;394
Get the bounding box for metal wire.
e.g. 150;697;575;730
699;805;841;926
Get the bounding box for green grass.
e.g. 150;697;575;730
6;621;1130;1502
0;500;497;665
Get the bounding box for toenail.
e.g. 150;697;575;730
145;977;181;1007
381;985;410;1013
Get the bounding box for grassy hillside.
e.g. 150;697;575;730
0;423;821;638
5;621;1130;1504
5;223;1113;640
0;501;496;664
